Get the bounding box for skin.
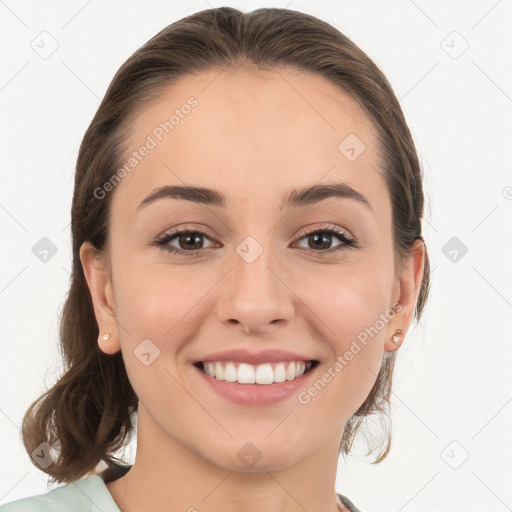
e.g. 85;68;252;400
80;67;425;512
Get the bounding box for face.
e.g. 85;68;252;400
81;67;423;472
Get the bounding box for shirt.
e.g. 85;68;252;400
0;473;361;512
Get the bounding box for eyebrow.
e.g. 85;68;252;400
137;182;371;212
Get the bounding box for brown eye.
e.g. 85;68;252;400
304;232;336;250
153;227;216;255
176;232;205;250
293;226;357;255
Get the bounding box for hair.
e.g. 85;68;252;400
21;6;430;485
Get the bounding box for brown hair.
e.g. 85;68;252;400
21;6;430;485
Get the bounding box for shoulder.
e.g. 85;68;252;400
0;474;120;512
337;492;362;512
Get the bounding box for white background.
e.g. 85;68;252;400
1;1;511;511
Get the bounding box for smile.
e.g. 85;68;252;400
194;360;318;385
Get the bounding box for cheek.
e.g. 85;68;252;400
332;279;392;350
112;251;207;337
310;250;394;341
298;257;394;416
111;260;209;405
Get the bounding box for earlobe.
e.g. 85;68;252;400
79;241;121;355
384;239;426;352
97;332;120;355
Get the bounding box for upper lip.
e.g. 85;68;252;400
193;348;318;366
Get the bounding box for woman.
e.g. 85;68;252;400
1;6;429;512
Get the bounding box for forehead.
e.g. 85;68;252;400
111;67;387;220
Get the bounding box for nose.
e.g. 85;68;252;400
215;240;295;335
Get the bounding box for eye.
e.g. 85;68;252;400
292;224;358;255
152;225;216;255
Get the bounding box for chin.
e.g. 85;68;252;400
200;439;309;473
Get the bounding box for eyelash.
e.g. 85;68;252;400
151;224;359;257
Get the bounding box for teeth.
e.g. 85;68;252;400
201;361;312;384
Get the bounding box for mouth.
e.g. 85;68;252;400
193;359;320;385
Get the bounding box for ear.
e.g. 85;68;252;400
384;238;426;352
79;241;121;355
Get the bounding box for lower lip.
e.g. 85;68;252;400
193;363;318;406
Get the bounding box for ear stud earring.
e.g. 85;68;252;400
391;329;403;345
99;332;111;343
